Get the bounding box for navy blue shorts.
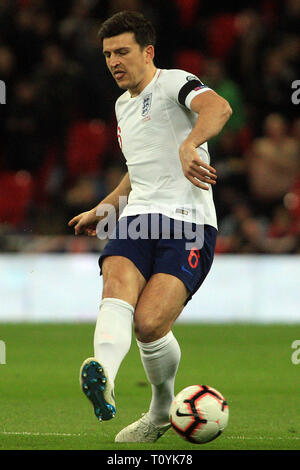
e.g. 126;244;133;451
98;214;217;304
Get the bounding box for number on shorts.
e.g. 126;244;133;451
188;247;200;268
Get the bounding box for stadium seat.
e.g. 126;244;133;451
0;170;34;227
65;120;109;178
206;14;238;59
175;0;199;27
174;49;205;79
287;177;300;222
32;146;59;205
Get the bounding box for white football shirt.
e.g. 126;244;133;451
115;68;217;229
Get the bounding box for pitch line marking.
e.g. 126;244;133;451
1;431;299;440
226;435;300;440
1;431;84;437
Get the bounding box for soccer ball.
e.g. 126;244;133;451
169;384;229;444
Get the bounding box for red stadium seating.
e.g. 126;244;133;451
174;49;205;79
206;14;238;59
0;171;34;227
176;0;199;27
65;120;109;178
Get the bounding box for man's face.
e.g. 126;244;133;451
103;32;153;96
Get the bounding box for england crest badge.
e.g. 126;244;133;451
141;93;152;117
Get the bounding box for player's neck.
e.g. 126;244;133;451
129;65;157;98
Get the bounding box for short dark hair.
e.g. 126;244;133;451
98;11;156;49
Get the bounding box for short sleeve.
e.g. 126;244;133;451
161;69;211;110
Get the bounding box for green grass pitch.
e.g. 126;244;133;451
0;322;299;450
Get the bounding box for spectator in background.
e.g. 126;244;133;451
59;0;118;120
59;0;93;57
105;0;181;69
202;57;247;223
240;204;299;254
210;128;247;223
245;113;300;213
64;162;126;224
34;43;82;148
278;35;300;76
64;176;102;219
33;9;57;57
227;8;299;124
142;0;181;68
291;118;300;145
257;44;296;120
6;7;42;74
0;45;16;152
203;58;246;135
108;0;142;15
5;78;45;173
227;8;268;104
0;46;15;86
0;0;299;253
101;162;127;197
174;49;205;82
0;44;16;90
267;205;299;251
0;0;11;22
278;0;300;35
70;19;120;120
216;200;258;253
217;200;299;255
165;0;203;53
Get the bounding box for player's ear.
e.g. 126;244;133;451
144;45;154;63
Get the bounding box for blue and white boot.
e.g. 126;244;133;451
80;357;116;421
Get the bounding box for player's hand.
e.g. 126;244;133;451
68;210;99;236
179;142;217;190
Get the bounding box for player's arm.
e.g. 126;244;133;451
179;90;232;190
68;172;131;236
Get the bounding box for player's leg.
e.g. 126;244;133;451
115;273;187;441
94;255;146;383
135;273;187;420
132;226;216;429
134;272;188;342
114;222;217;441
81;255;147;421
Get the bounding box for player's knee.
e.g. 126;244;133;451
102;257;146;306
134;315;166;343
103;274;124;297
102;274;135;304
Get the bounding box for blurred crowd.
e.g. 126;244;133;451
0;0;299;253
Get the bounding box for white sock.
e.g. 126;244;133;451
137;331;181;426
94;297;134;387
